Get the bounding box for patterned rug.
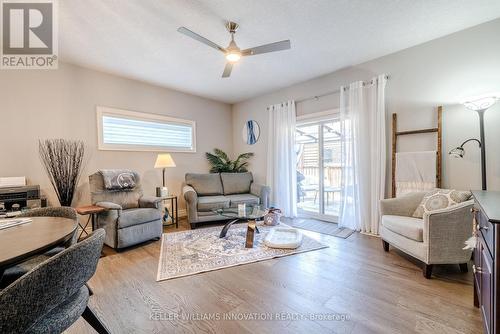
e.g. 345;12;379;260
156;223;328;281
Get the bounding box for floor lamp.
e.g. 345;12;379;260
449;95;498;190
154;153;176;197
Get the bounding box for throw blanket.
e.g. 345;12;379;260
99;169;136;190
395;151;436;197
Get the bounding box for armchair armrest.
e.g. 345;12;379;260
424;200;474;218
96;201;122;211
139;196;163;209
251;183;271;208
380;192;426;217
423;200;474;263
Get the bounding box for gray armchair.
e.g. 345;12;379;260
183;172;270;229
380;192;474;278
89;171;163;250
0;229;108;334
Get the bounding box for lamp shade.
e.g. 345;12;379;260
154;153;176;168
462;95;499;111
449;147;465;158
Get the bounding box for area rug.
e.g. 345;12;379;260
286;219;355;239
156;223;328;281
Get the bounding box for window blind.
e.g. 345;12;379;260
96;107;196;152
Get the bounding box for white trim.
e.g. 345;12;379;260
177;209;187;218
96;106;196;153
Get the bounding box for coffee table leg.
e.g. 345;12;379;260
246;220;257;248
219;219;240;238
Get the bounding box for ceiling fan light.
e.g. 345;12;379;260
226;52;241;62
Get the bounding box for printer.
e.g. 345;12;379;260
0;185;44;212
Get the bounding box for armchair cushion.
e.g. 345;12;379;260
117;208;162;229
381;215;424;242
380;192;426;217
413;189;472;218
99;169;137;190
226;194;260;207
185;173;223;196
197;196;230;212
90;171;142;209
221;172;253;195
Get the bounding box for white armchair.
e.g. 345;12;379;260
379;192;474;278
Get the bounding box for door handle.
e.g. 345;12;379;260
473;264;483;274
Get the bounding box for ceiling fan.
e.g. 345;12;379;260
177;21;291;78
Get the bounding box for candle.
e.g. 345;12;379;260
238;203;246;216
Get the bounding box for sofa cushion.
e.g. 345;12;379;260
118;208;162;229
413;189;472;218
221;172;253;195
198;196;230;212
226;194;260;207
185;173;223;196
381;215;424;242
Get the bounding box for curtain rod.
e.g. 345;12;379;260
295;75;390;104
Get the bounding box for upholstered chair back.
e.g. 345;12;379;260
17;206;79;244
17;207;77;220
0;229;105;333
89;171;143;209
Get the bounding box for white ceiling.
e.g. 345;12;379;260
59;0;500;104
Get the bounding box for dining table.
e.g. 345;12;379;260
0;217;77;277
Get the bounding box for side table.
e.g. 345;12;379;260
75;205;106;240
161;195;178;228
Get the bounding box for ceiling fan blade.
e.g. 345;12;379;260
222;63;233;78
177;27;226;53
242;40;291;56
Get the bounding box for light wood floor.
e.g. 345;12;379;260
67;219;482;334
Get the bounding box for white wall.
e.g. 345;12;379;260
0;62;232;210
232;18;500;194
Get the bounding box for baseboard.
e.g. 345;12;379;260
177;209;187;218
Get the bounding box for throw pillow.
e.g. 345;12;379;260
412;189;472;218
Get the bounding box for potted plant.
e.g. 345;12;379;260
205;148;254;173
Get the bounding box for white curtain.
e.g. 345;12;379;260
267;101;297;217
339;75;387;234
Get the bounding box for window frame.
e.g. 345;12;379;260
96;106;196;153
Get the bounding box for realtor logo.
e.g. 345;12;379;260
1;0;58;69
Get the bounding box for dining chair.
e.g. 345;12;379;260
0;207;78;288
0;229;109;334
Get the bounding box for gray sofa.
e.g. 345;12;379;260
182;172;270;228
89;171;163;249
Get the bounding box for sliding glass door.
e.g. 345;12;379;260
296;118;341;222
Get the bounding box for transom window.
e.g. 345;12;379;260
96;106;196;152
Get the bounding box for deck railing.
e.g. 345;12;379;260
298;166;341;188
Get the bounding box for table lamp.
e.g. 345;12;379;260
154;153;176;197
449;94;499;190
